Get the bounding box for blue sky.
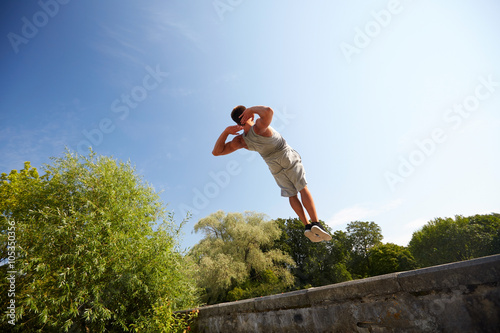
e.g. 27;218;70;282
1;0;499;250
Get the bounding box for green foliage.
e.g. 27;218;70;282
368;243;417;276
226;269;286;302
131;305;199;333
346;221;383;257
409;213;500;268
273;218;351;289
0;151;198;332
189;211;295;305
345;221;383;278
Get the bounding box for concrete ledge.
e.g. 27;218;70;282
398;254;500;293
189;255;500;332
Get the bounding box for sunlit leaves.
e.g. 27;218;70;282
0;150;198;332
409;214;500;267
190;211;295;304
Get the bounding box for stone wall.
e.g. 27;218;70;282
187;254;500;332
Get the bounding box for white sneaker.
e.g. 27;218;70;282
311;222;332;241
304;224;323;242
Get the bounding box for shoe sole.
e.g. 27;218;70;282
304;230;323;242
312;225;332;241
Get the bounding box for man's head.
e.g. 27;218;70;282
231;105;247;125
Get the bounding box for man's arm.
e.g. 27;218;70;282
240;106;274;135
212;125;246;156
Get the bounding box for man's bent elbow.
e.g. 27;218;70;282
264;106;274;116
212;149;225;156
263;106;274;121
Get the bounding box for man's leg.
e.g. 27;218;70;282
299;186;332;241
299;186;318;222
291;194;322;242
288;186;319;225
289;195;308;226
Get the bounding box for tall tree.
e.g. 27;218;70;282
409;214;500;268
189;211;295;305
345;221;383;278
0;152;197;332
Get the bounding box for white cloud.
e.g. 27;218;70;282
91;23;148;69
382;217;430;247
327;205;377;227
0;101;83;172
404;217;429;231
327;199;404;227
145;6;208;53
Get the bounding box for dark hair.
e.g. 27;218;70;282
231;105;246;125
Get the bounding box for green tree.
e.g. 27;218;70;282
492;214;500;254
468;213;500;256
273;218;351;289
345;221;383;278
409;214;500;268
368;243;417;276
0;152;198;332
189;211;295;305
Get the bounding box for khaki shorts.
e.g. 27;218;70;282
266;148;307;197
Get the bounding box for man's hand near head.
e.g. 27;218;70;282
225;125;244;135
212;125;246;156
240;106;274;136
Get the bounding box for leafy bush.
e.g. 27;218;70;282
0;151;198;332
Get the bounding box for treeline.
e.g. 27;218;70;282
189;211;500;305
1;152;498;331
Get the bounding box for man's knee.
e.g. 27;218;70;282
299;185;309;194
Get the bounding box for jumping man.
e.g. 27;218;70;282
212;105;332;242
